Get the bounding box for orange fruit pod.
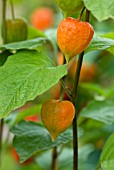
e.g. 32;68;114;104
30;7;54;31
41;100;75;141
57;17;94;61
2;18;28;43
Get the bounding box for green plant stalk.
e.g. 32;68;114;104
10;0;15;20
51;147;58;170
60;78;72;100
78;6;85;21
2;0;7;44
71;9;90;170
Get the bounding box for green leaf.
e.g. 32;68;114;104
2;35;113;54
100;133;114;170
79;100;114;124
83;0;114;22
86;36;114;53
0;37;48;51
0;50;67;119
11;121;73;163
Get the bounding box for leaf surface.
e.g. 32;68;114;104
0;50;67;118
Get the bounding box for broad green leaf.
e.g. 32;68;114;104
100;133;114;170
0;50;67;119
79;100;114;124
83;0;114;22
2;35;114;54
0;37;48;51
86;37;114;53
11;121;73;163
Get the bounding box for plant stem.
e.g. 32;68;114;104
2;0;7;44
85;10;90;22
51;147;58;170
72;52;84;170
78;6;86;21
60;78;72;100
0;119;4;166
10;0;15;20
72;9;90;170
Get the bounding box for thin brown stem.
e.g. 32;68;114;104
85;10;90;22
60;78;72;100
78;6;86;21
72;9;91;170
51;147;58;170
72;52;84;170
72;51;84;104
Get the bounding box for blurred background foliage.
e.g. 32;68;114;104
0;0;114;170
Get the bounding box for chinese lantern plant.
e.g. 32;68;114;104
2;18;28;43
57;17;94;62
2;0;28;44
39;4;95;170
54;5;94;170
0;0;101;169
41;100;75;141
